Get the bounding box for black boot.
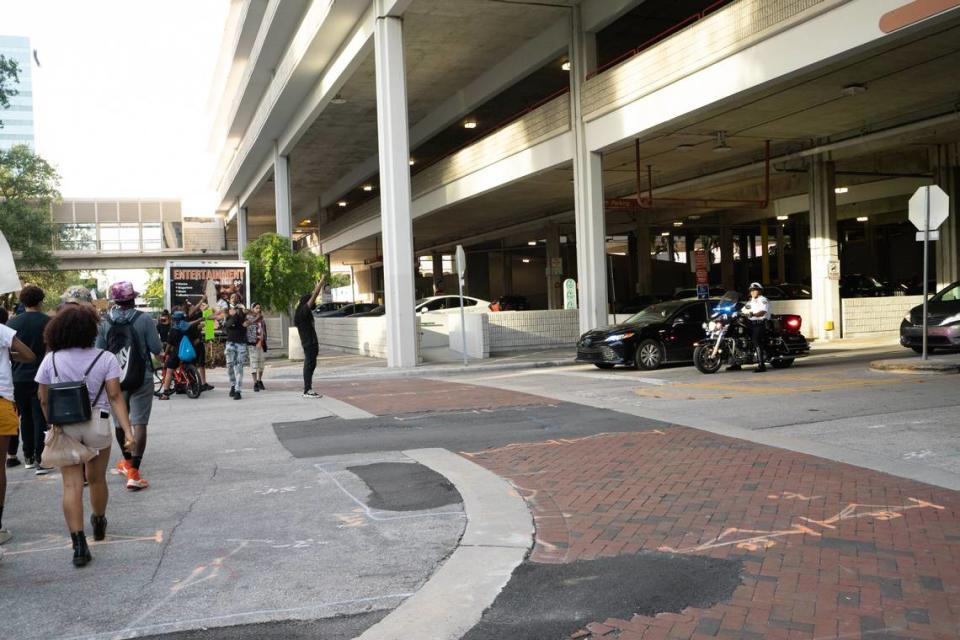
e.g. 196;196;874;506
90;514;107;541
71;531;92;567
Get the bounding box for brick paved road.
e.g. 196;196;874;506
463;427;960;640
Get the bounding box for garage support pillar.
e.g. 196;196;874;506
431;252;444;294
720;224;734;290
237;204;248;259
501;243;514;296
273;142;292;240
775;222;786;284
546;222;562;309
809;157;842;340
635;223;652;295
570;5;607;330
934;144;960;290
374;2;417;368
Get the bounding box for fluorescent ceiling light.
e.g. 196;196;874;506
337;201;348;207
561;61;571;71
687;215;701;220
408;159;415;166
835;186;849;194
331;93;347;104
857;216;869;222
522;258;531;263
463;120;478;129
362;185;374;192
300;219;312;225
527;241;537;246
673;221;683;227
660;231;671;236
777;215;789;221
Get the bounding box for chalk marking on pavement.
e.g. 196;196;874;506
3;530;164;557
661;497;943;554
59;592;415;640
314;463;465;523
767;492;822;501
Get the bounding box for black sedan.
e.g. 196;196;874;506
900;281;960;353
576;299;715;370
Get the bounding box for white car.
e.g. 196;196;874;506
416;295;490;315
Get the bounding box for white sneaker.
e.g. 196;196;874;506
0;528;12;545
35;466;53;476
302;390;323;398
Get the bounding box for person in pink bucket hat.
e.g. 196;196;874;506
95;281;163;491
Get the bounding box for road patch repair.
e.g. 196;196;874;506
462;426;960;638
347;462;462;512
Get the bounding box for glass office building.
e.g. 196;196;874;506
0;35;34;150
52;199;184;254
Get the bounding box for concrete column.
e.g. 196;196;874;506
374;3;417;368
502;247;513;295
934;144;960;290
273;142;292;239
237;205;248;259
760;222;770;284
775;222;786;283
582;31;598;76
546;222;562;309
570;5;607;330
720;225;734;290
431;251;443;294
738;234;750;291
635;224;652;294
809;157;842;340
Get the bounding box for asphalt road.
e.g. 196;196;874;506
453;345;960;489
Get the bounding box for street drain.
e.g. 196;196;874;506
462;552;742;640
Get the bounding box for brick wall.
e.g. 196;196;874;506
487;310;580;353
582;0;845;121
842;295;921;337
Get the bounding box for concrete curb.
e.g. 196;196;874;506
268;357;578;382
870;358;960;374
354;448;533;640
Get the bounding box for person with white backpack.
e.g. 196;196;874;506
95;281;162;491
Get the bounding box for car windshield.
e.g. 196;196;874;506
625;300;691;324
932;282;960;302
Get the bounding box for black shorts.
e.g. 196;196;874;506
194;342;206;367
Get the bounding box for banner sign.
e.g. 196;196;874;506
164;260;250;310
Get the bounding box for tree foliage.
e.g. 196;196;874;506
143;268;164;309
244;233;327;314
7;270;94;311
0;54;19;129
0;144;61;269
329;272;351;289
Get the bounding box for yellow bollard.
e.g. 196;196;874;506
824;320;834;332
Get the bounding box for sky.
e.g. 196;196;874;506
0;0;231;215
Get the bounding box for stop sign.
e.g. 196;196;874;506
909;185;949;231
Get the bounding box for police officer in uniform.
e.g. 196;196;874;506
742;282;770;373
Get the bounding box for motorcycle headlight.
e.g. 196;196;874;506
707;321;718;332
604;332;634;343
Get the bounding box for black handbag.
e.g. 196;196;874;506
47;350;107;425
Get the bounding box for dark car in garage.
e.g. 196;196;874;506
900;281;960;353
576;299;715;370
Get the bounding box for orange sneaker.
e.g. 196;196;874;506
112;459;132;476
126;468;149;491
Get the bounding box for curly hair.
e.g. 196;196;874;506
19;285;45;308
44;304;100;351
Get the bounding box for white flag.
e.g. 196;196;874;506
0;230;22;295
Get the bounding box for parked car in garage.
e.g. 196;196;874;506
314;303;380;317
576;299;716;370
488;295;529;311
900;280;960;353
615;294;672;314
350;305;385;317
840;274;899;298
762;283;812;300
311;302;346;315
416;295;490;315
673;287;726;300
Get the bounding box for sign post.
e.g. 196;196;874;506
694;250;709;300
908;185;950;360
455;245;468;366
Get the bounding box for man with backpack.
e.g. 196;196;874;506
95;281;163;491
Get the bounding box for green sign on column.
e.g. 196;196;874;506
563;278;577;310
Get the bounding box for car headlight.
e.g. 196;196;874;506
604;332;634;342
941;313;960;326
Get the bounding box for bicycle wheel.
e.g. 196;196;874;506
183;364;202;399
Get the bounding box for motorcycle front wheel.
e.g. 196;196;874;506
694;344;723;374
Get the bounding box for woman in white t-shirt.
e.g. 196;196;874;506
0;320;37;551
34;305;135;567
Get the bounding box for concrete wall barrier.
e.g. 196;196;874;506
842;295;921;337
487;310;580;353
448;313;490;359
288;316;422;361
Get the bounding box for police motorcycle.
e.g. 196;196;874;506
692;291;810;374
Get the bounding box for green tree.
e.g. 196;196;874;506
329;272;351;289
0;144;61;269
0;54;19;129
143;268;164;309
244;233;327;314
7;270;93;311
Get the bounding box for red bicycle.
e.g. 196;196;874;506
153;355;202;399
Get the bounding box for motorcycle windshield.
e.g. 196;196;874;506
713;291;740;315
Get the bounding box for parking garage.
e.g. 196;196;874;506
212;0;960;365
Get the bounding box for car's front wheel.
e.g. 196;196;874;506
635;339;664;371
